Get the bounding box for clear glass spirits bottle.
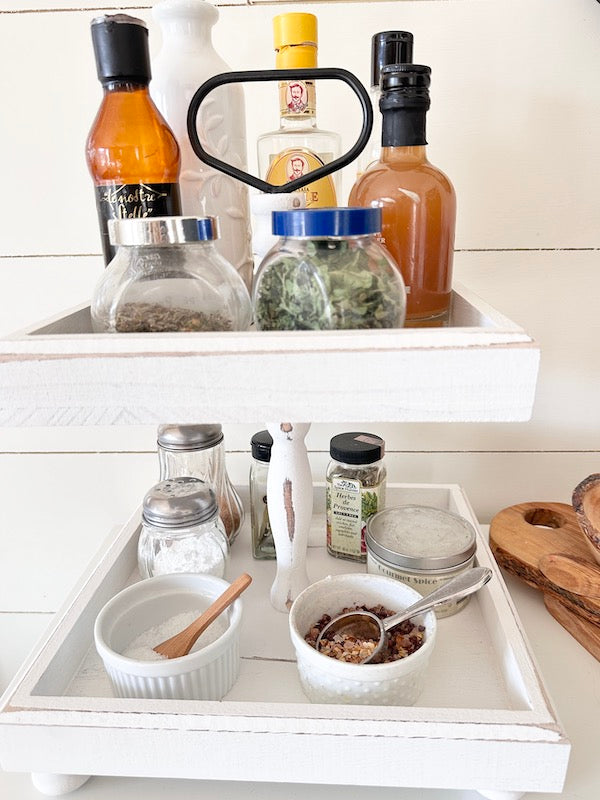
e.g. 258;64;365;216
349;65;456;324
257;12;341;208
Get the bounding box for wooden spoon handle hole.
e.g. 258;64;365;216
523;508;567;529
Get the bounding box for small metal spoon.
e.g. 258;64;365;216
316;567;493;664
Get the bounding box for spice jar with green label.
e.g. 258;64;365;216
326;432;386;562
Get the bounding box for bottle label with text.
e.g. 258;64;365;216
95;182;182;264
327;477;385;559
266;149;336;208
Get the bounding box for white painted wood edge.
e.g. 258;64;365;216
0;285;535;358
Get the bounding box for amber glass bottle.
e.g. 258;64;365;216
86;15;181;265
349;65;455;323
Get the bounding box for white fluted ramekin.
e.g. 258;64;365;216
94;573;242;701
289;573;437;706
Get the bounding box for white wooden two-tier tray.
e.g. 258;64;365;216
0;484;570;798
0;285;552;796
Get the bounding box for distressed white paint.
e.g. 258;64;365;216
266;422;312;611
0;285;539;425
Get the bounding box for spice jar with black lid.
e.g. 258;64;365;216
138;477;229;579
91;216;252;333
157;423;244;543
326;431;387;562
250;430;275;560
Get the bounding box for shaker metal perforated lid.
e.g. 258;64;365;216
108;216;219;246
157;424;223;452
366;505;477;570
142;477;218;528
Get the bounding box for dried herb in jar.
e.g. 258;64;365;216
115;302;233;333
254;240;404;331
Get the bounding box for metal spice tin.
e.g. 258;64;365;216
366;505;477;617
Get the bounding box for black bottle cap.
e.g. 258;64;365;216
380;64;431;114
91;14;151;85
381;63;430;92
371;31;414;89
329;432;385;465
251;430;273;462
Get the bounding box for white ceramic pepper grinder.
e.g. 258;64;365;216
267;423;313;612
151;0;253;292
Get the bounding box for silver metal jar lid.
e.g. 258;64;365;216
142;477;218;528
366;505;477;570
157;424;223;452
108;216;219;246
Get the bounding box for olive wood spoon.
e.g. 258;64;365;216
153;573;252;659
539;553;600;599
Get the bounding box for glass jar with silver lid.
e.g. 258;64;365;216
138;477;229;579
157;423;244;543
91;216;252;333
366;505;477;617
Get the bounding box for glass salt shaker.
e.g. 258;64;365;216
138;477;229;579
250;430;275;560
157;423;244;543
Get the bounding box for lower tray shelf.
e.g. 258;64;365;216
0;484;569;798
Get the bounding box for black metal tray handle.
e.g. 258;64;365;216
187;68;373;194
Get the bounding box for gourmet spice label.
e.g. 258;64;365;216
95;182;182;263
327;477;385;559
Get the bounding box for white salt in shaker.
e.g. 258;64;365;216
138;477;229;579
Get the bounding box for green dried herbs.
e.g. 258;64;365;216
254;240;404;331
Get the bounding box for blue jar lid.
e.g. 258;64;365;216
272;207;382;237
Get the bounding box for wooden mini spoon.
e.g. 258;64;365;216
153;573;252;659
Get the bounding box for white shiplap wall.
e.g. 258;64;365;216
0;0;599;622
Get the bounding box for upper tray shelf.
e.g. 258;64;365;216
0;283;539;425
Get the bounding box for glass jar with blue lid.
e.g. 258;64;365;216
91;216;252;333
252;207;406;330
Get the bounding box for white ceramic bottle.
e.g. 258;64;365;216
151;0;253;292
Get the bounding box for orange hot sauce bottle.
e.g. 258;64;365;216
349;65;456;324
86;14;181;265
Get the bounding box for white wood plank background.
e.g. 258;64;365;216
1;0;599;732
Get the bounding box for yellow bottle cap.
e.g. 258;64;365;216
273;13;318;69
273;13;317;49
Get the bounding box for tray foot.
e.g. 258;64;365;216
31;773;91;796
477;791;525;800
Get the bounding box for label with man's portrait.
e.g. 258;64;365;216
265;148;336;208
279;79;316;118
